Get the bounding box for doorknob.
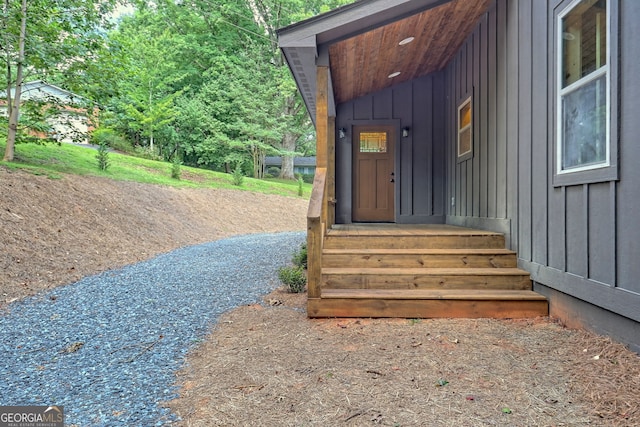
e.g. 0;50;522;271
390;171;395;183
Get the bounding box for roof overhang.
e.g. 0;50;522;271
278;0;492;125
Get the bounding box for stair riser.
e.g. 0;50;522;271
322;254;517;269
323;235;506;250
308;298;549;318
322;274;532;290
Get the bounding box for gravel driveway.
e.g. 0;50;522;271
0;231;305;426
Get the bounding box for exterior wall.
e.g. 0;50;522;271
1;81;94;144
443;1;511;240
295;166;315;175
264;157;316;176
444;0;640;350
335;73;447;224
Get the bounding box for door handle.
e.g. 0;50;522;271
390;172;395;183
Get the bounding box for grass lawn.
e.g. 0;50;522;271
0;141;312;199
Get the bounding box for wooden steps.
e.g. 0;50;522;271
322;248;517;268
308;289;548;318
309;224;548;319
322;267;532;290
323;234;506;249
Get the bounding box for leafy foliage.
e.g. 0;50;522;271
171;155;182;180
231;162;245;186
292;242;308;269
1;0;118;160
278;265;306;293
2;0;352;174
96;142;110;171
78;0;352;175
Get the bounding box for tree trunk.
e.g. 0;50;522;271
3;0;27;162
148;83;154;153
280;132;297;179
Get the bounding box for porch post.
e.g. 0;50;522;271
306;65;330;300
316;65;329;229
327;116;336;228
316;66;328;170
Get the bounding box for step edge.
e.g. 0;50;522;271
319;289;547;301
322;267;532;276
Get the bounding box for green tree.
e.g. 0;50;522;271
1;0;116;161
243;0;351;179
73;0;350;173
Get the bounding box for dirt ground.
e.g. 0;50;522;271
1;166;638;426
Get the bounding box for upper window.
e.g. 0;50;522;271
457;96;472;161
556;0;617;184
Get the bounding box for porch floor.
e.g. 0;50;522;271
308;223;548;319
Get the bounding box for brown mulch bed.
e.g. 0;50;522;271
167;288;639;426
1;166;638;426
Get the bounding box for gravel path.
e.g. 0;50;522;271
0;231;305;426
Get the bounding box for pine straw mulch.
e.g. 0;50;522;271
167;288;640;427
0;166;308;306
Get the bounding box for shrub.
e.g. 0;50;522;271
267;166;281;176
96;141;110;171
171;156;182;180
231;163;244;186
301;173;314;184
91;128;130;153
278;266;307;293
292;243;307;269
297;175;304;196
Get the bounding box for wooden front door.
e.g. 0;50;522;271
352;125;395;222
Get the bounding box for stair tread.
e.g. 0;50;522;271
321;288;547;301
323;248;516;255
323;267;531;276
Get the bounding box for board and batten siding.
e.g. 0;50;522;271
444;0;639;349
335;73;446;224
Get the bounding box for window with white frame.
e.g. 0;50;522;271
557;0;609;174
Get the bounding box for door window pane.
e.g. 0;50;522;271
359;132;387;153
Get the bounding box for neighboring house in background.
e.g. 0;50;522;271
0;80;95;144
279;0;640;352
264;156;317;176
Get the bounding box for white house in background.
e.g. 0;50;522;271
0;80;96;144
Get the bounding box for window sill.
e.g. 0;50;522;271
553;164;619;187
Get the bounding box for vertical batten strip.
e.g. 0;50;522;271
584;183;590;279
610;180;616;287
562;185;567;272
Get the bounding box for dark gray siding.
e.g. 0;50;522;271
443;0;640;341
335;73;446;224
444;2;511;238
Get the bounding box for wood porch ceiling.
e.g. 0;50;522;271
328;0;492;104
